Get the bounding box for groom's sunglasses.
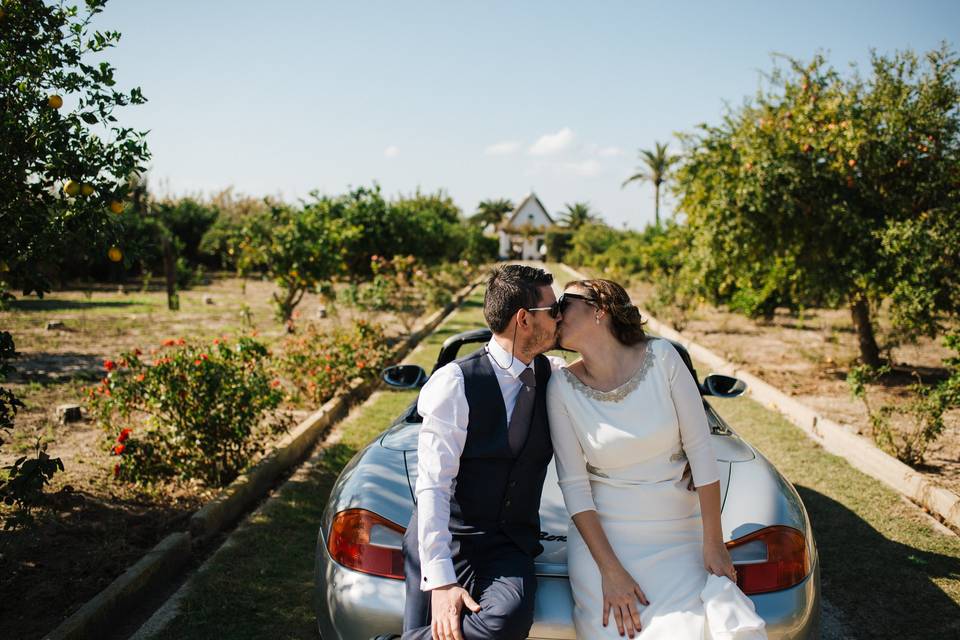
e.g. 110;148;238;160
524;292;597;319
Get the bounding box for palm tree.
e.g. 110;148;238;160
559;202;597;230
469;198;514;229
622;141;678;227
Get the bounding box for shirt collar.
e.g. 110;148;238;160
487;337;534;380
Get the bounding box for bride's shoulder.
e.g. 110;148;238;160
547;358;582;391
645;336;669;357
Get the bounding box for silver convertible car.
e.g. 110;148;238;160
315;329;821;639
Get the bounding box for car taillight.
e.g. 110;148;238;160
726;525;810;595
327;509;406;580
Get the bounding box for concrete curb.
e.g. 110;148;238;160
559;263;960;532
45;278;482;640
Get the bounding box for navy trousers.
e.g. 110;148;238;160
402;528;537;640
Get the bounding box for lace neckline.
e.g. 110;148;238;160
561;341;654;403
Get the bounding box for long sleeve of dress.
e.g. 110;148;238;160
546;376;597;517
662;341;720;487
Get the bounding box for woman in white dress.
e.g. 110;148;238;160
546;279;765;639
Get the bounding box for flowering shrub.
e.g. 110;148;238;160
277;320;391;405
88;336;283;486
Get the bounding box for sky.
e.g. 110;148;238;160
94;1;959;230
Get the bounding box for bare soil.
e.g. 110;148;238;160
625;280;960;496
0;274;410;638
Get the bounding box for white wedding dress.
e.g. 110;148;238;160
546;338;766;639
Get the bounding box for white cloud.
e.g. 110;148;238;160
383;145;400;158
484;140;521;156
596;146;625;157
561;159;602;177
528;127;575;156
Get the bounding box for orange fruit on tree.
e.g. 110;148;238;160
109;200;124;214
63;180;80;197
81;183;95;197
107;246;123;262
48;94;64;109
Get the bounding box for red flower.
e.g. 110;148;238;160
199;353;208;360
104;359;116;371
112;443;126;455
270;379;281;388
356;361;365;369
194;359;202;366
213;338;220;345
135;373;145;382
162;339;176;347
133;348;142;356
176;338;186;345
114;463;121;478
117;428;132;443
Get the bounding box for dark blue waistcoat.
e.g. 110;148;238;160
409;347;554;560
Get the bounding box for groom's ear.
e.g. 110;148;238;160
515;308;529;329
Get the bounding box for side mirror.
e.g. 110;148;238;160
703;374;747;398
381;364;428;390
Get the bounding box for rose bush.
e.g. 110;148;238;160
88;336;283;486
276;320;391;405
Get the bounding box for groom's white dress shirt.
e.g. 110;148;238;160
415;337;564;590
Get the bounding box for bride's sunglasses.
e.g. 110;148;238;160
525;292;597;319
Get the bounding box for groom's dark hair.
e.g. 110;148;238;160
484;264;554;334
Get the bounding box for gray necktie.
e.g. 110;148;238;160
508;366;537;455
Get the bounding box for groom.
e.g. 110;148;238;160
393;264;564;640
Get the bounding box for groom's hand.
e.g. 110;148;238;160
431;583;481;640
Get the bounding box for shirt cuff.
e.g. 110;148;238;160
420;558;458;591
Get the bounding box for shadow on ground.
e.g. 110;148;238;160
10;352;106;381
0;487;199;640
10;299;151;312
797;485;960;638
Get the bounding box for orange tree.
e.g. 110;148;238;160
238;201;359;323
0;0;150;301
674;46;960;366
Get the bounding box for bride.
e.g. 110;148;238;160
546;279;765;639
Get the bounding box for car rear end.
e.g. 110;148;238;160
317;408;820;639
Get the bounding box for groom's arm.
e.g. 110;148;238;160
414;363;469;590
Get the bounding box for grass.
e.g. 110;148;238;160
149;292;489;640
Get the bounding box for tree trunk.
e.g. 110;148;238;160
654;182;661;228
850;294;882;367
161;234;178;311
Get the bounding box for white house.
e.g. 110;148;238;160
497;192;555;260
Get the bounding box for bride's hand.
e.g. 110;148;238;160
703;539;737;582
600;565;649;638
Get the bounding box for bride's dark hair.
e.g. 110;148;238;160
566;279;648;346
